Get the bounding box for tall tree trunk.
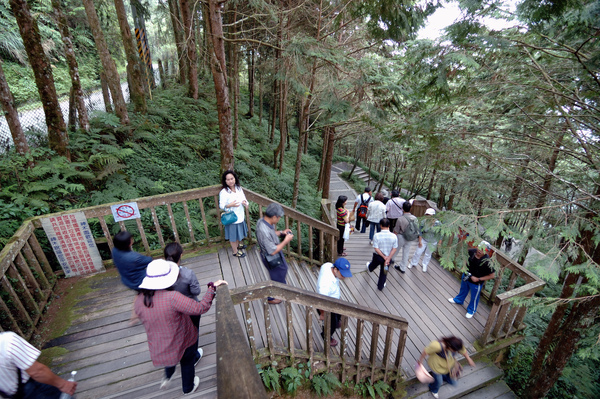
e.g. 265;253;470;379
426;169;436;200
205;0;233;173
523;188;600;399
82;0;129;125
158;59;166;88
99;71;112;112
114;0;147;113
180;0;198;99
167;0;186;84
320;126;335;199
0;60;31;160
52;0;89;131
246;49;254;118
67;87;76;131
10;0;70;159
258;71;263;124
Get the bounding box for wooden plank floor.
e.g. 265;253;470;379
43;241;488;399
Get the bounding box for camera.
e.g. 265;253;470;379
462;272;472;282
286;231;293;235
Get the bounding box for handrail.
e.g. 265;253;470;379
475;246;546;345
0;185;339;336
216;285;268;399
228;281;409;384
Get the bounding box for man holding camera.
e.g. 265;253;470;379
448;241;495;319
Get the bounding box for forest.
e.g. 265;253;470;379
0;0;599;397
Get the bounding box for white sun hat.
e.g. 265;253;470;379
138;259;180;290
425;208;436;215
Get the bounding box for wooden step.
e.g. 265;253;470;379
405;361;504;399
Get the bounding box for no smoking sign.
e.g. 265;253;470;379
111;202;141;222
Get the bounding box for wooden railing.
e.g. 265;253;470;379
478;247;545;345
0;220;56;339
227;281;409;384
0;185;339;337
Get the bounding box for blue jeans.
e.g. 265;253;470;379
164;341;200;393
369;222;381;240
429;371;457;394
453;274;484;315
22;379;62;399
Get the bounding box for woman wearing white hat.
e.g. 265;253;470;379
410;208;442;272
134;259;227;395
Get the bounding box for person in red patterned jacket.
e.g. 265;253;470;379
134;259;227;395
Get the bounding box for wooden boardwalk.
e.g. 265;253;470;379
43;242;489;399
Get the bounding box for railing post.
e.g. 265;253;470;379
216;285;267;399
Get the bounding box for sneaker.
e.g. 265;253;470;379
408;264;413;269
431;392;439;399
370;240;373;245
160;374;174;389
466;312;474;319
233;251;246;258
194;348;203;367
366;262;371;272
383;282;387;288
184;376;200;395
422;265;428;272
268;298;282;304
330;338;338;347
448;298;458;303
394;265;401;271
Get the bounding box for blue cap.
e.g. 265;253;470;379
333;257;352;278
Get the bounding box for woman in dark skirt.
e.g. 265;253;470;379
219;170;249;257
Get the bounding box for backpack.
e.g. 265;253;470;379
402;215;419;241
357;195;371;218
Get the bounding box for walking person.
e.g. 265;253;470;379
112;231;153;290
385;190;405;232
0;332;77;399
219;170;249;258
256;203;294;304
366;192;387;244
164;242;202;331
448;241;495;318
135;259;227;395
352;187;372;233
316;258;353;347
335;196;349;257
393;201;421;273
410;208;442;273
417;336;475;398
366;218;398;291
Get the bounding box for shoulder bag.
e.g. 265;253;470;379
221;209;238;226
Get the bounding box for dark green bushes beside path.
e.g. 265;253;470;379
0;82;323;246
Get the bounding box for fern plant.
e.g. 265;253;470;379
311;372;341;397
280;366;304;395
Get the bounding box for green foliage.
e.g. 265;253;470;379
280;366;304;395
311;372;341;396
257;365;281;393
353;378;392;398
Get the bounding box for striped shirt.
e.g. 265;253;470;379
336;208;348;226
134;288;215;367
373;229;398;256
0;332;39;396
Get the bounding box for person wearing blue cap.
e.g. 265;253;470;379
448;241;495;319
316;258;353;347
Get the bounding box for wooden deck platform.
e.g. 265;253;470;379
43;237;489;399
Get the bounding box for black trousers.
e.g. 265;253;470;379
367;253;388;291
355;216;369;232
337;224;345;255
320;310;342;339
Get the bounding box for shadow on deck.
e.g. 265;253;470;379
43;238;486;399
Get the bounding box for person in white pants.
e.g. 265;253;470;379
410;208;441;272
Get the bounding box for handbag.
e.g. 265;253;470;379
439;341;463;380
221;210;238;226
263;251;283;270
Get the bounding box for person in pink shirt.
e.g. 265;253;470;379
134;259;227;395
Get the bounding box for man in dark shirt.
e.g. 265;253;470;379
112;231;153;290
448;241;495;319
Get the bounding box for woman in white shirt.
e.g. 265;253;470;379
219;170;249;257
366;192;387;243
